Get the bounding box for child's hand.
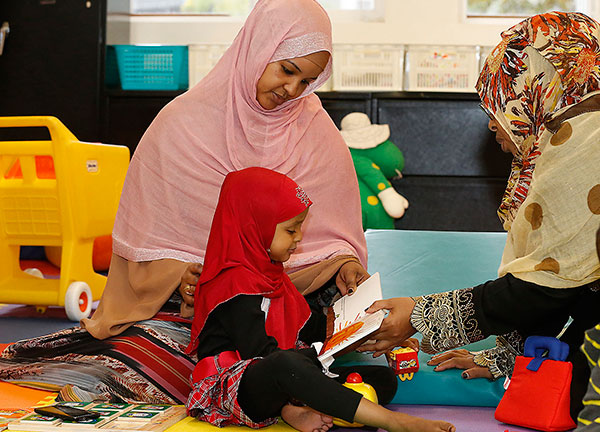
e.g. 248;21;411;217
178;263;203;306
335;261;369;296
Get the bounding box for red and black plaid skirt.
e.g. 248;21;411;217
187;352;277;428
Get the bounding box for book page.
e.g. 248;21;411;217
332;272;382;332
318;309;385;362
318;272;384;362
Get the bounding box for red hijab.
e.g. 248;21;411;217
186;168;312;354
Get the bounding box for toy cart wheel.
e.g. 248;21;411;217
64;281;92;321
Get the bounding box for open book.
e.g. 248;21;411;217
318;272;385;363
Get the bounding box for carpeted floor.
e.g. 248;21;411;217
0;311;543;431
0;304;80;343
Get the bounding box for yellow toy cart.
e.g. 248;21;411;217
0;116;129;321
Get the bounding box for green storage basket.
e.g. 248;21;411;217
108;45;189;91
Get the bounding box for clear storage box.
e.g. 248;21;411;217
188;44;230;88
405;45;479;92
479;46;495;72
332;44;404;91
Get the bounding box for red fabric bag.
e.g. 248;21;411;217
494;336;576;432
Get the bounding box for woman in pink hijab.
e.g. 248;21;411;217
0;0;370;405
81;0;368;339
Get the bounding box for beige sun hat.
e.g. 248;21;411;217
339;112;390;149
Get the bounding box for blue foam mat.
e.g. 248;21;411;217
333;229;508;406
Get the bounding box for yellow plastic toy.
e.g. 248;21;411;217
332;372;378;427
0;116;129;321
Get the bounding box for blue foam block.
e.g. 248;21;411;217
333;229;508;406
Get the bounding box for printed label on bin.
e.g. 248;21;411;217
86;160;98;173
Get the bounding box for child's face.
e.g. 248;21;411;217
255;51;330;110
268;208;309;262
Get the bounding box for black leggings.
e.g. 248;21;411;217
237;350;397;423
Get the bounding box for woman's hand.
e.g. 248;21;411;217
178;263;203;307
335;261;369;296
427;349;493;380
356;297;417;357
400;337;420;352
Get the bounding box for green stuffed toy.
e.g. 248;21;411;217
340;112;409;230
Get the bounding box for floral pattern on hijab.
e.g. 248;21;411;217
477;12;600;226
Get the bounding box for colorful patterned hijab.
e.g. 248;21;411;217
112;0;366;272
477;12;600;288
186;168;312;355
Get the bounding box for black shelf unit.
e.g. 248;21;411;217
0;0;107;142
100;89;511;232
102;89;185;152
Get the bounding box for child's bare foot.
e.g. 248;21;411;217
354;398;455;432
281;404;333;432
399;416;455;432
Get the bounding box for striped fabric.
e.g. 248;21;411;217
0;314;195;404
577;324;600;430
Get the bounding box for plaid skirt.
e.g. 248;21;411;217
187;352;277;428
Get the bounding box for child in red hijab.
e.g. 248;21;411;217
186;167;455;432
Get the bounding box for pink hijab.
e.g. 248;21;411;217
112;0;367;271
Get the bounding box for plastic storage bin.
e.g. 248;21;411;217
108;44;189;90
188;44;230;88
0;116;129;321
332;44;404;91
479;46;494;72
318;76;333;92
405;45;479;92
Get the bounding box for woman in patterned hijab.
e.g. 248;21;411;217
359;11;600;421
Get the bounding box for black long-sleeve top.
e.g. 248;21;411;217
194;294;326;361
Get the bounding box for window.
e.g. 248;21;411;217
130;0;382;19
466;0;596;18
130;0;255;15
322;0;383;22
319;0;376;10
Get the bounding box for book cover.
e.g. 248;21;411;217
8;405;186;432
0;410;31;432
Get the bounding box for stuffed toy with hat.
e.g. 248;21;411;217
340;112;408;230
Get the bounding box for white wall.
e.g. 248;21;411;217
107;0;599;49
107;0;515;47
332;0;517;47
